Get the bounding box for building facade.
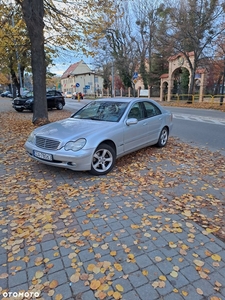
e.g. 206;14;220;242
60;60;104;96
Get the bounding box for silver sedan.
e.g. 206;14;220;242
25;98;173;175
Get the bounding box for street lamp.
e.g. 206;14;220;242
111;61;114;98
220;58;225;106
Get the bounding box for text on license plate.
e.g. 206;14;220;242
33;150;53;161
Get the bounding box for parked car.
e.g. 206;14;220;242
1;91;11;97
12;90;65;112
72;92;84;100
25;98;173;175
65;91;72;98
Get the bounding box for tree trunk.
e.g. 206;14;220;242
19;0;48;125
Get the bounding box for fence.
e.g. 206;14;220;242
167;94;224;104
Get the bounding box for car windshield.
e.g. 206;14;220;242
22;91;33;98
71;101;128;122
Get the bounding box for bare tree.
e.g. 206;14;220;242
131;0;166;88
157;0;225;95
103;3;139;91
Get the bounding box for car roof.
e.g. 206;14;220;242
96;98;160;105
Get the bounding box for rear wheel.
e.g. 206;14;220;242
156;127;168;147
56;102;63;110
90;143;116;175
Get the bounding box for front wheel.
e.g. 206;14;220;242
90;143;116;175
56;102;63;110
156;127;168;147
15;108;24;112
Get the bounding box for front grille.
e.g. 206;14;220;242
14;100;24;105
36;136;60;150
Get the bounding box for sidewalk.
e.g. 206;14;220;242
0;101;224;300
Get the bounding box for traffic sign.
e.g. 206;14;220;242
133;72;138;79
76;83;80;87
85;85;90;89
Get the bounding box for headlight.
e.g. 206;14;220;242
64;138;86;152
26;99;33;104
27;132;35;144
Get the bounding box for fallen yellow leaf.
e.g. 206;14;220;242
211;254;221;261
115;284;124;292
49;280;58;289
114;263;123;272
113;291;122;299
55;294;63;300
193;259;204;267
142;270;148;276
35;271;44;279
90;279;101;290
159;275;167;281
196;288;203;295
170;271;178;278
70;273;80;283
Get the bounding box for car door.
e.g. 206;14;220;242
143;101;163;142
123;102;149;153
46;90;55;108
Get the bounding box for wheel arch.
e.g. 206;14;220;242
97;140;117;156
163;125;170;135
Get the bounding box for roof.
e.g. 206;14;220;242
160;73;169;79
61;62;80;79
168;51;194;61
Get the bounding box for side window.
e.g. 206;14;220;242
127;103;143;121
47;90;54;96
143;101;161;118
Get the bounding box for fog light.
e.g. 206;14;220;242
67;162;76;166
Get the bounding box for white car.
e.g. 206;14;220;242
65;91;72;98
25;98;173;175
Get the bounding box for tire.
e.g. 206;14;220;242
90;143;116;175
156;127;168;147
15;108;24;112
56;102;63;110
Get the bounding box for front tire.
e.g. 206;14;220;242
156;127;168;147
90;143;116;175
15;108;24;112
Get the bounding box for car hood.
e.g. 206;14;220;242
14;96;33;101
34;118;117;141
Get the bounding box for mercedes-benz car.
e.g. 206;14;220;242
25;98;173;175
12;90;65;112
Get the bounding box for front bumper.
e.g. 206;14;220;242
25;141;95;171
12;103;32;110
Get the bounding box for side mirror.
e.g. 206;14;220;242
126;118;138;126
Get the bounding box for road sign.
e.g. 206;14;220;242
85;85;90;89
133;72;138;79
76;83;80;87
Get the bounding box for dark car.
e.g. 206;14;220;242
12;90;65;112
1;91;11;97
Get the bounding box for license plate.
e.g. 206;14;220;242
33;150;53;161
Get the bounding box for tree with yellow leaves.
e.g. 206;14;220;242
1;0;117;124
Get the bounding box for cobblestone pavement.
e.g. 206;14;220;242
0;98;225;300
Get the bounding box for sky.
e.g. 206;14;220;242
49;52;96;77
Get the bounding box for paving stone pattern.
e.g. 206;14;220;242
0;101;224;300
